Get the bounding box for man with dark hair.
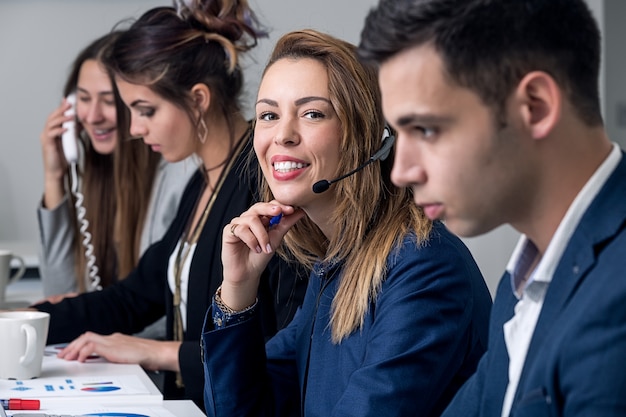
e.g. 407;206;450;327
359;0;626;416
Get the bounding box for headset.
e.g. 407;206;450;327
312;125;396;193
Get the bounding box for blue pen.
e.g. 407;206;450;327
269;213;283;227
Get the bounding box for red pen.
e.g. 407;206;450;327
0;399;40;410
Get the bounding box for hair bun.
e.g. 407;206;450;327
174;0;195;18
174;0;263;46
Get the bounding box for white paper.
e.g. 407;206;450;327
0;374;150;398
6;403;179;417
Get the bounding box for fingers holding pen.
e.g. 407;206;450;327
226;202;304;254
221;202;304;305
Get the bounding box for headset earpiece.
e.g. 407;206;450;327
371;125;396;162
311;124;396;193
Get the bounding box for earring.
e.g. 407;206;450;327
198;118;208;144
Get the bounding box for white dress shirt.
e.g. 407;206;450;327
500;143;622;417
167;239;197;331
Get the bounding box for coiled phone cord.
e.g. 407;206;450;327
69;162;102;291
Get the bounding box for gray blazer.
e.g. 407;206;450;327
37;156;196;296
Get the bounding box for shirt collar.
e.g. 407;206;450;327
507;143;622;297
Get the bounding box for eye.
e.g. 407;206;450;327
258;111;277;122
138;107;155;117
303;110;324;120
415;126;438;140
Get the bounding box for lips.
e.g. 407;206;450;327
269;156;310;181
420;203;444;220
273;160;310;173
146;143;161;152
88;127;116;141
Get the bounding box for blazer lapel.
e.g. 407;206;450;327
483;271;519;416
514;151;626;405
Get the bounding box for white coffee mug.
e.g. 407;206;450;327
0;249;26;304
0;311;50;379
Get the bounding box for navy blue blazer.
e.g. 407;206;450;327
202;222;492;417
442;151;626;416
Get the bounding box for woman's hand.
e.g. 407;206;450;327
40;99;74;209
220;201;305;310
33;292;79;305
41;99;74;178
57;332;182;372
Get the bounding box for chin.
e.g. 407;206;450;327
270;190;303;207
91;142;117;155
446;218;494;238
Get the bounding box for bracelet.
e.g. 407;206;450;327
214;286;256;314
212;286;257;329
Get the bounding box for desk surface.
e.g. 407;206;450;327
1;351;206;416
2;278;206;416
164;400;206;416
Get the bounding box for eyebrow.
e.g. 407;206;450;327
396;113;454;127
129;99;150;108
77;87;114;97
256;96;332;107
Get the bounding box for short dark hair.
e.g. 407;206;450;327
358;0;603;126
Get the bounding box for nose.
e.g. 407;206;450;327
390;133;426;188
274;118;300;146
85;101;105;124
129;115;146;139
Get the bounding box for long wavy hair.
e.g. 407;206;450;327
258;30;432;343
63;33;160;291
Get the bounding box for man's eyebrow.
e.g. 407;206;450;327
396;113;453;127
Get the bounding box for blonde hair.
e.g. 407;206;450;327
259;30;432;343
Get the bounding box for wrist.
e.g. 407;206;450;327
147;340;181;372
215;285;256;313
212;286;257;329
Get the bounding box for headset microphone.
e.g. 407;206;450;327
312;126;396;194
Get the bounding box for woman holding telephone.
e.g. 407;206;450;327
33;0;307;410
37;32;193;298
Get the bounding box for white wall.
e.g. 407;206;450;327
604;0;626;147
0;0;614;295
0;0;377;242
0;0;164;241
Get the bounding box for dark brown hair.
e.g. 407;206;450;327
63;32;160;290
359;0;603;127
102;1;262;145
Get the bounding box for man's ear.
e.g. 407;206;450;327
191;83;211;113
513;71;561;139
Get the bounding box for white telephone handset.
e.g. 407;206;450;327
62;93;102;291
62;93;79;163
